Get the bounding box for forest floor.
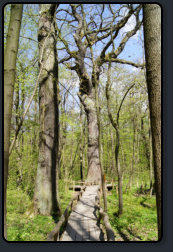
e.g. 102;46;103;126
6;183;157;241
6;183;74;241
106;187;157;241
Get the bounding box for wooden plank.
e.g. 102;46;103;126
67;228;76;240
82;233;90;241
47;186;86;241
90;230;99;241
61;185;103;242
75;234;83;241
61;235;73;241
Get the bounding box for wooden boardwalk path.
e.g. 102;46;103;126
61;185;104;241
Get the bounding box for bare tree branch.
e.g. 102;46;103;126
105;58;144;68
98;5;142;66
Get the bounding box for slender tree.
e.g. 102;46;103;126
110;128;116;176
4;4;23;239
34;4;61;216
106;63;136;215
143;4;161;240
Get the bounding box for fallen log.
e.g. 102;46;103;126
95;189;115;241
99;207;115;241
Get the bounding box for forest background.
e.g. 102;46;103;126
3;3;161;242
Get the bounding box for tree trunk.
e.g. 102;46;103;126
59;94;67;178
82;121;87;178
135;133;140;188
115;129;123;215
4;4;23;239
79;105;84;181
149;127;153;195
14;79;20;128
120;142;126;180
131;116;137;188
95;79;107;212
34;4;61;216
81;91;101;183
141;116;150;169
143;4;161;240
70;123;74;173
110;128;116;176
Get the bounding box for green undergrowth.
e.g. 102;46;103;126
106;187;157;241
6;180;73;241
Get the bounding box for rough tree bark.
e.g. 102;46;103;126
34;4;61;216
80;86;101;183
95;75;108;211
4;4;23;239
143;4;161;240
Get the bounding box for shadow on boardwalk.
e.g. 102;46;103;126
61;186;104;241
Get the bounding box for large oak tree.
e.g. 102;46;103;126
57;4;143;183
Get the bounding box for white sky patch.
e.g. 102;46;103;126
119;6;129;18
120;15;140;41
131;67;140;73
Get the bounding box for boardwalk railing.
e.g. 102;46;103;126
47;185;86;241
69;180;101;191
95;187;115;241
69;180;116;191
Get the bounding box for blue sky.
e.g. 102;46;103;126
57;4;144;72
5;3;143;69
4;4;144;113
